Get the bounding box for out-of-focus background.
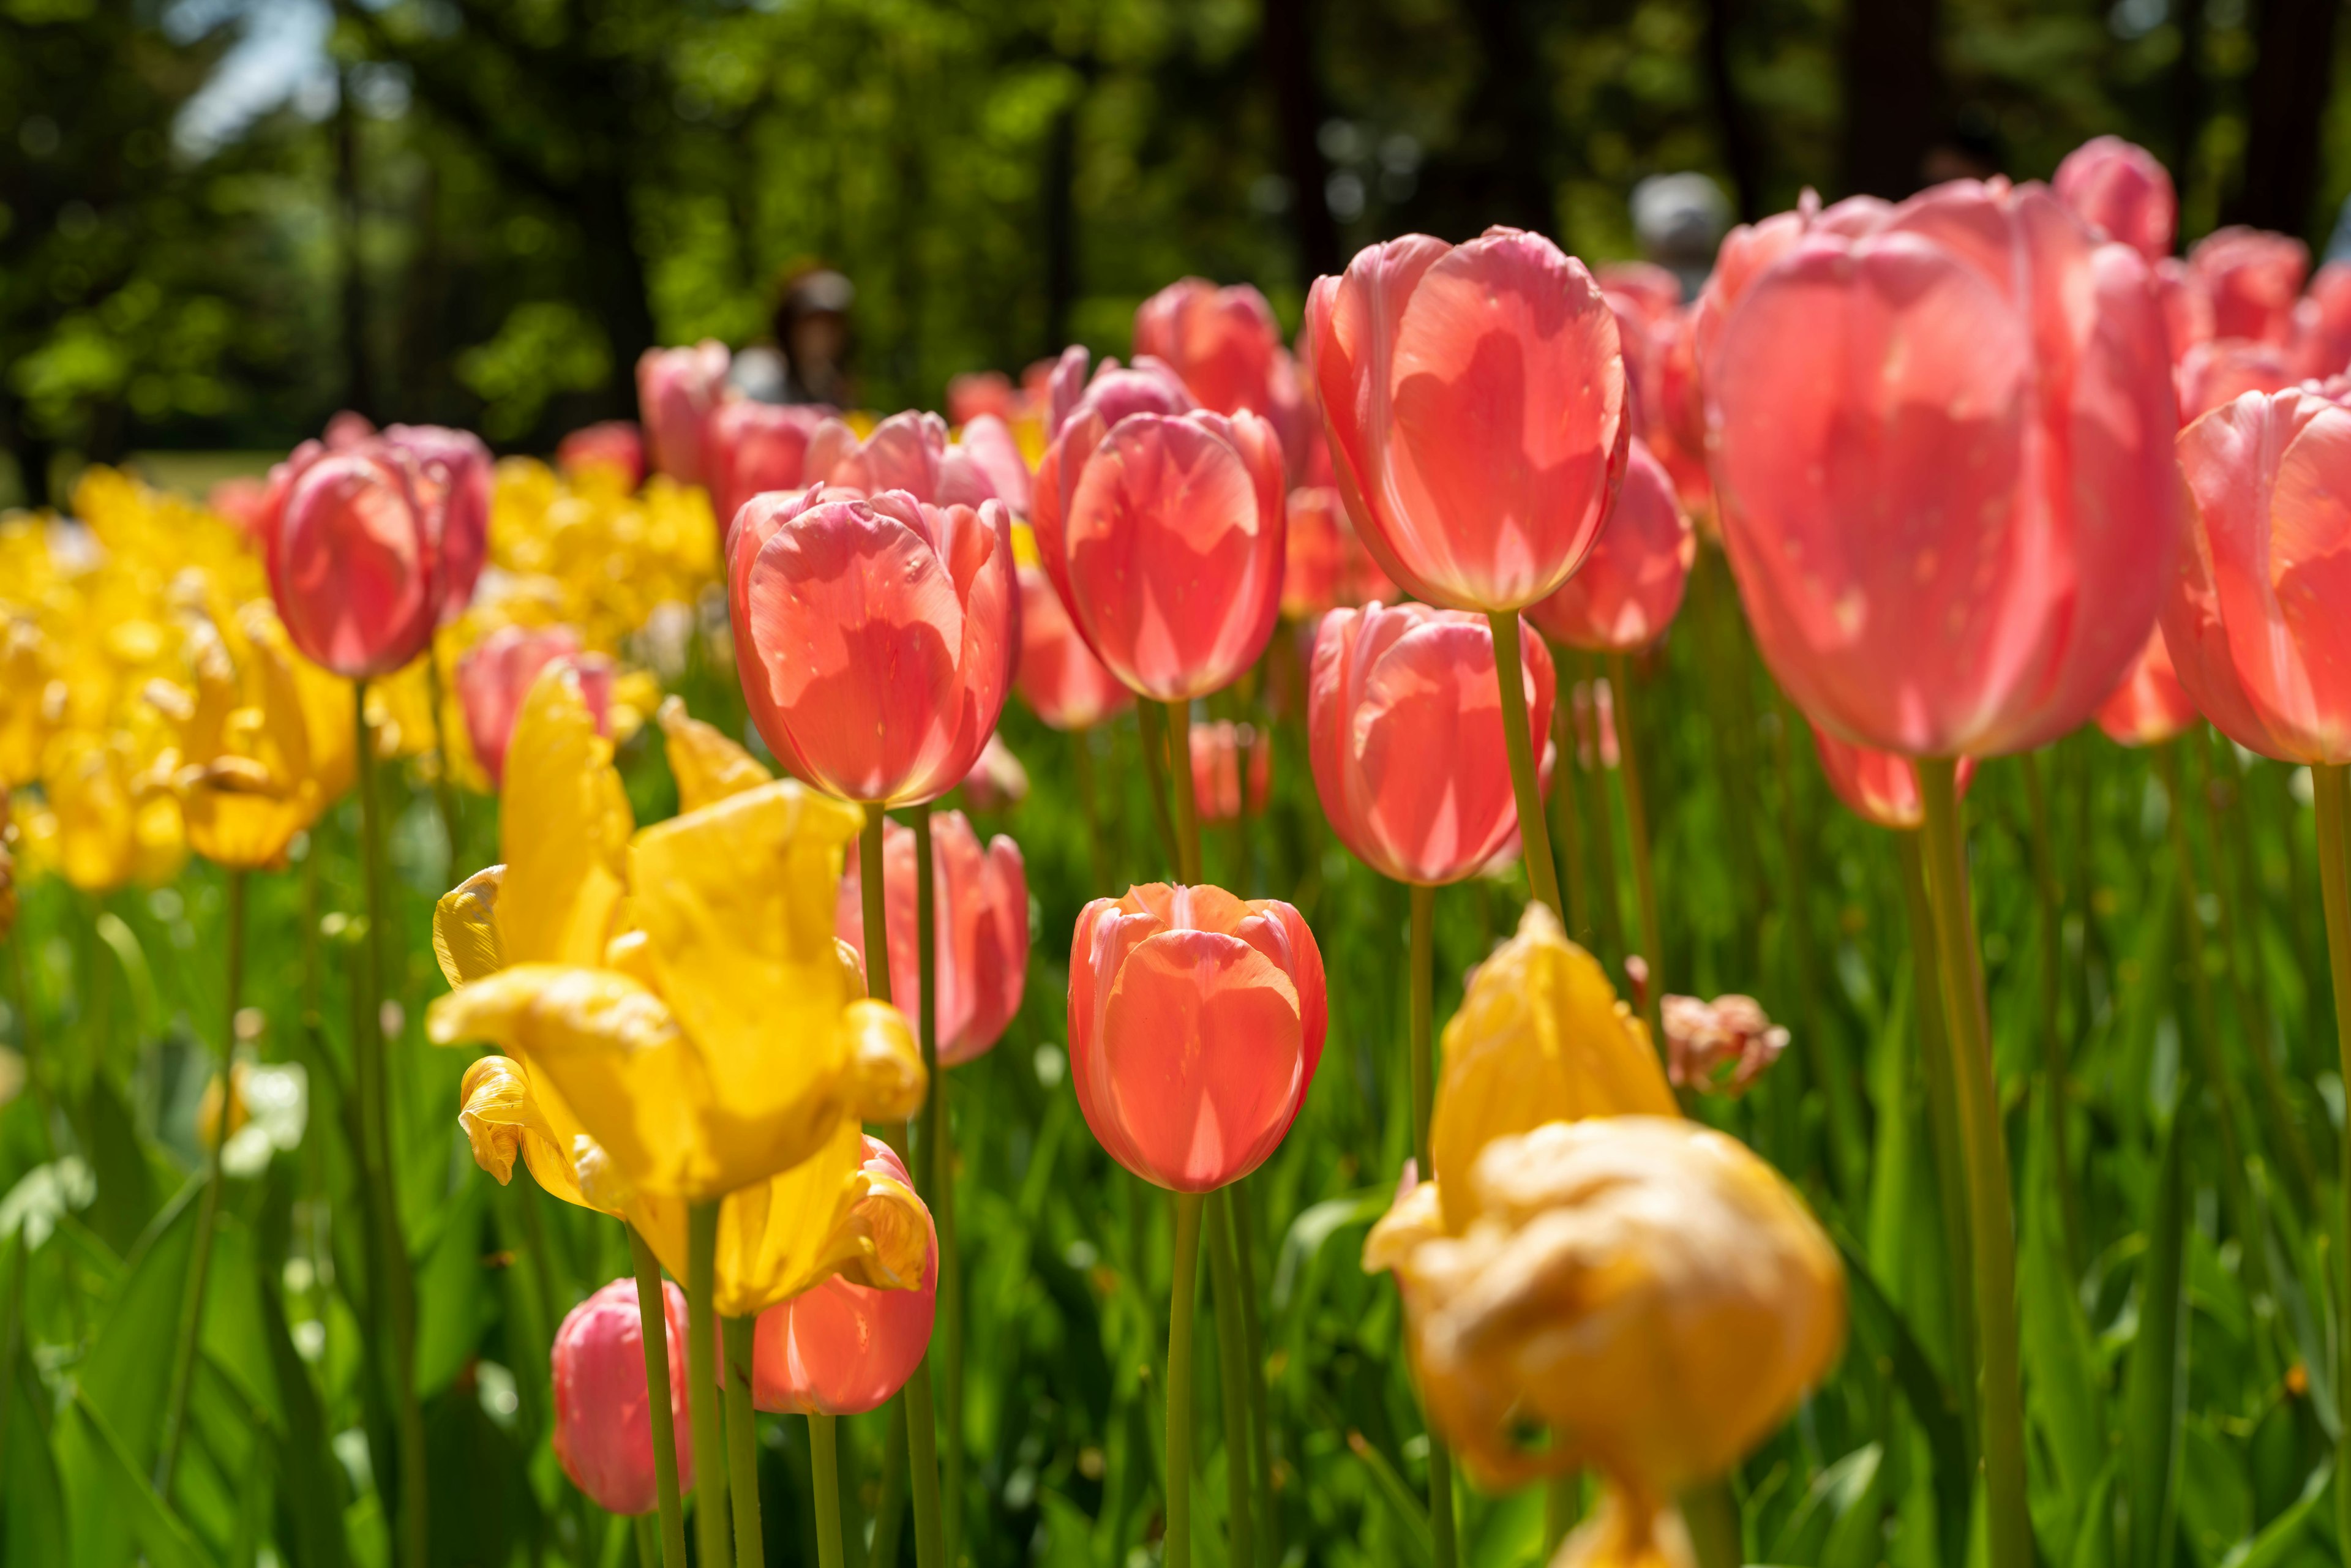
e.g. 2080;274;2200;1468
5;0;2346;504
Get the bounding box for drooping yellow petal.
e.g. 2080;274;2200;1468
456;1054;616;1215
656;695;771;812
838;999;925;1125
1431;902;1676;1233
497;666;632;966
434;866;508;988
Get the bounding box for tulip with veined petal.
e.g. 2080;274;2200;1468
456;625;613;789
2095;631;2201;748
836;811;1029;1067
2053;135;2175;263
552;1278;697;1515
1528;438;1694;653
637;341;730;486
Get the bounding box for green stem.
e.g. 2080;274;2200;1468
868;1394;908;1568
1166;702;1203;885
157;867;245;1498
811;1414;847;1568
1547;658;1592;943
901;1348;946;1568
912;799;960;1568
685;1202;732;1568
2306;762;2351;1565
425;641;462;874
2019;751;2087;1278
721;1315;764;1568
1166;1191;1206;1568
628;1227;689;1568
1229;1188;1277;1565
1205;1194;1256;1568
1072;729;1112;893
860;811;893;1007
1135;702;1182;879
1404;878;1457;1568
1681;1477;1742;1568
7;927;56;1154
355;680;427;1568
1609;652;1664;1036
635;1512;661;1568
1916;758;2030;1568
1580;663;1626;967
1488;612;1562;916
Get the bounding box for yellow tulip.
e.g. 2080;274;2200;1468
498;666;634;966
1381;1116;1843;1555
48;732;141;893
0;621;57;788
656;696;771;812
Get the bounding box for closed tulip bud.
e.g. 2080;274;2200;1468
1808;724;1976;832
753;1136;938;1416
1529;439;1695;652
836;811;1029;1067
557;421;646;490
702;401;830;538
380;424;492;626
2189;227;2309;347
2168;387;2351;763
1069;883;1325;1191
1307;227;1631;613
1309;603;1554;886
264;447;440;678
1015;563;1130;731
1032;369;1287;702
729;488;1018;805
1281;487;1397;619
1134;277;1311;478
2096;630;2202;747
1189;721;1270;827
551;1278;696;1515
456;626;614;789
2053;135;2176;263
1707;178;2180;757
636;341;730;486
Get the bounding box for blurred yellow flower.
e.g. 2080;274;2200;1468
655;696;771;812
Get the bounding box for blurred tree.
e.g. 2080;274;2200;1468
2227;0;2341;234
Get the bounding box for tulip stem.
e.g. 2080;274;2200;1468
157;866;244;1501
901;1344;947;1568
1166;1190;1205;1568
1403;880;1458;1568
811;1414;847;1568
1543;1474;1578;1553
628;1226;689;1568
1165;702;1204;883
2019;751;2086;1279
1205;1192;1256;1568
1916;759;2030;1568
2308;762;2351;1563
354;679;429;1568
1608;653;1664;1034
1230;1188;1278;1563
911;800;964;1567
721;1315;765;1567
1486;612;1562;918
1682;1477;1742;1568
685;1202;732;1568
424;640;463;875
1548;677;1592;943
1136;702;1183;879
1072;729;1112;892
867;1395;908;1568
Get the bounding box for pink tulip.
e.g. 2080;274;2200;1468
836;811;1029;1065
955;415;1032;517
1306;227;1631;612
2167;386;2351;763
558;421;647;489
702;401;831;537
636;341;731;486
948;370;1018;427
1133;278;1310;476
1595;260;1684;326
1014;565;1131;730
380;424;492;626
2053;136;2175;263
2297;262;2351;380
1042;346;1194;441
2096;629;2201;747
1070;883;1326;1192
264;446;440;678
1528;438;1695;651
1706;178;2180;758
1281;486;1398;620
324;409;377;449
959;732;1030;812
730;489;1018;805
457;626;614;787
1809;723;1977;832
1189;721;1270;827
1640;307;1713;520
1693;192;1892;377
1308;602;1553;885
209;476;269;543
551;1277;694;1515
2154;258;2216;366
803;410;1000;508
753;1137;937;1417
2189;227;2310;347
1031;367;1286;702
2177;338;2300;426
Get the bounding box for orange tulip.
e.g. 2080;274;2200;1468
701;400;828;538
1187;720;1269;827
804;410;1003;508
558;421;646;489
2189;227;2308;347
1133;277;1311;478
1280;487;1397;620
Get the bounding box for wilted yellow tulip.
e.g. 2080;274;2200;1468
1381;1117;1843;1560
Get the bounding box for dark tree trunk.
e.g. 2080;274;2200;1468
574;172;656;420
1704;0;1763;220
1464;0;1558;238
336;68;376;422
2224;0;2341;236
1261;0;1343;282
1043;101;1079;354
1839;0;1943;199
2173;0;2206;194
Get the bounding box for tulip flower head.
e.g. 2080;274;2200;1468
1807;724;1976;833
1707;178;2181;757
1310;602;1555;885
1133;277;1311;476
803;410;1002;508
379;424;492;626
2095;629;2201;747
1529;438;1695;652
2167;386;2351;763
637;341;730;486
1015;563;1131;730
729;487;1018;805
2053;135;2176;263
2189;227;2309;347
264;446;441;678
1069;883;1326;1191
551;1277;696;1515
1307;227;1631;613
836;810;1030;1067
1281;486;1398;619
754;1135;938;1416
702;401;831;539
457;625;613;789
1189;720;1270;827
2176;338;2300;426
558;421;647;490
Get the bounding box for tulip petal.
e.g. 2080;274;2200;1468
456;1053;613;1215
498;665;633;966
656;694;773;811
434;865;508;988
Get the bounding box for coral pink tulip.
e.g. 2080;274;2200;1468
1031;369;1286;702
1706;178;2180;757
1281;486;1398;619
1528;438;1694;651
558;421;646;489
1595;260;1684;326
1070;883;1326;1192
1692;192;1891;377
380;424;492;626
836;810;1029;1065
1015;564;1130;730
456;626;614;787
636;341;730;487
551;1277;694;1515
955;415;1032;517
2053;136;2175;263
702;401;830;536
948;370;1018;427
753;1136;937;1416
804;410;999;507
1641;307;1712;519
1306;227;1630;612
1309;603;1554;885
730;489;1018;804
2177;339;2300;425
2167;386;2351;763
265;446;441;678
959;731;1029;812
2189;227;2309;347
2096;629;2200;746
1133;278;1310;476
2298;262;2351;380
1189;721;1270;826
2154;258;2215;366
1809;724;1976;832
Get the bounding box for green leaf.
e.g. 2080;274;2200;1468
3;1330;70;1566
66;1392;217;1568
2218;1465;2329;1568
75;1076;159;1255
2020;1101;2106;1512
2122;1103;2190;1568
410;1173;489;1400
1833;1228;1969;1568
